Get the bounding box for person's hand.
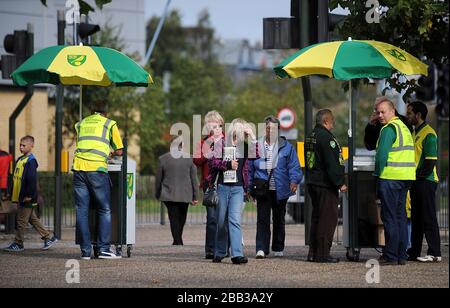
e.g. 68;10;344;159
339;184;348;192
23;197;32;203
246;192;256;204
231;159;239;170
244;126;256;140
290;183;298;193
369;112;378;125
191;200;199;205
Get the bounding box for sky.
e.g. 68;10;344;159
145;0;293;45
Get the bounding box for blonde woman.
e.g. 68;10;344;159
193;111;225;259
207;119;258;264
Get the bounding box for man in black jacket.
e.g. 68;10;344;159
305;109;347;263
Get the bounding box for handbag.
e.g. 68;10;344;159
251;169;274;199
203;186;218;208
203;173;219;208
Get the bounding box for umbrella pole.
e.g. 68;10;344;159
79;85;82;121
347;80;357;250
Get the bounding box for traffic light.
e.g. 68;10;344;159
435;64;449;117
1;29;33;79
415;62;435;102
263;0;346;49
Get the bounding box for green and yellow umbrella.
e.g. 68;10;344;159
274;39;428;80
12;45;153;86
273;39;428;233
11;45;153;121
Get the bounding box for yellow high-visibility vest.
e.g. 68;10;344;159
377;117;416;180
74;113;116;163
413;123;439;183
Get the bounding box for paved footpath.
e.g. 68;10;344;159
0;224;448;288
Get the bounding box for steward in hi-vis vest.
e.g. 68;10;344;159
373;97;414;265
73;112;123;173
376;117;416;180
405;101;441;262
73;107;124;260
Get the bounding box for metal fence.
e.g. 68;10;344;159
4;173;447;244
437;175;449;244
36;174;258;228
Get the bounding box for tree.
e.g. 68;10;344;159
330;0;449;97
139;77;166;174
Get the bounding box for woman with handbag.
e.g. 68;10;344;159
193;110;226;259
248;116;303;259
207;118;258;264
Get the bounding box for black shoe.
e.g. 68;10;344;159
398;259;407;265
231;256;248;264
205;253;214;260
212;256;224;263
315;256;339;263
379;258;398;266
307;255;315;262
407;255;418;262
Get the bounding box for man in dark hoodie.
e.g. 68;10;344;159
305;110;347;263
4;136;57;252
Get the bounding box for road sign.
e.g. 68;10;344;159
277;107;296;129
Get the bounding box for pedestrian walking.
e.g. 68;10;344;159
249;115;302;259
156;137;199;245
4;136;58;252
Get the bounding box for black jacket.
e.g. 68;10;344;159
364;113;412;151
305;124;345;188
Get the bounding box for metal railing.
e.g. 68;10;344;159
437;175;449;244
35;174;260;228
2;172;446;247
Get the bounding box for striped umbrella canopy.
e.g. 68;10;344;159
274;39;428;80
11;45;152;87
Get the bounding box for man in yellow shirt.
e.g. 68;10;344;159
73;103;123;260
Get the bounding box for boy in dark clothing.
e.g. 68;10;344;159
4;136;57;252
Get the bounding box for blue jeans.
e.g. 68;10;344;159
74;171;112;255
215;185;244;258
205;206;217;254
378;179;411;262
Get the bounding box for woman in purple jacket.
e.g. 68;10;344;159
207;119;258;264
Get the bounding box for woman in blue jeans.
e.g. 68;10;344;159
207;119;258;264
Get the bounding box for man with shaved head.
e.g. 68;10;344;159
305;109;347;263
373;97;416;265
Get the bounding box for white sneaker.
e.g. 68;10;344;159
273;251;284;257
417;255;442;262
256;250;266;259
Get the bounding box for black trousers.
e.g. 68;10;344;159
256;190;288;254
307;184;339;259
407;180;441;257
164;202;189;245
